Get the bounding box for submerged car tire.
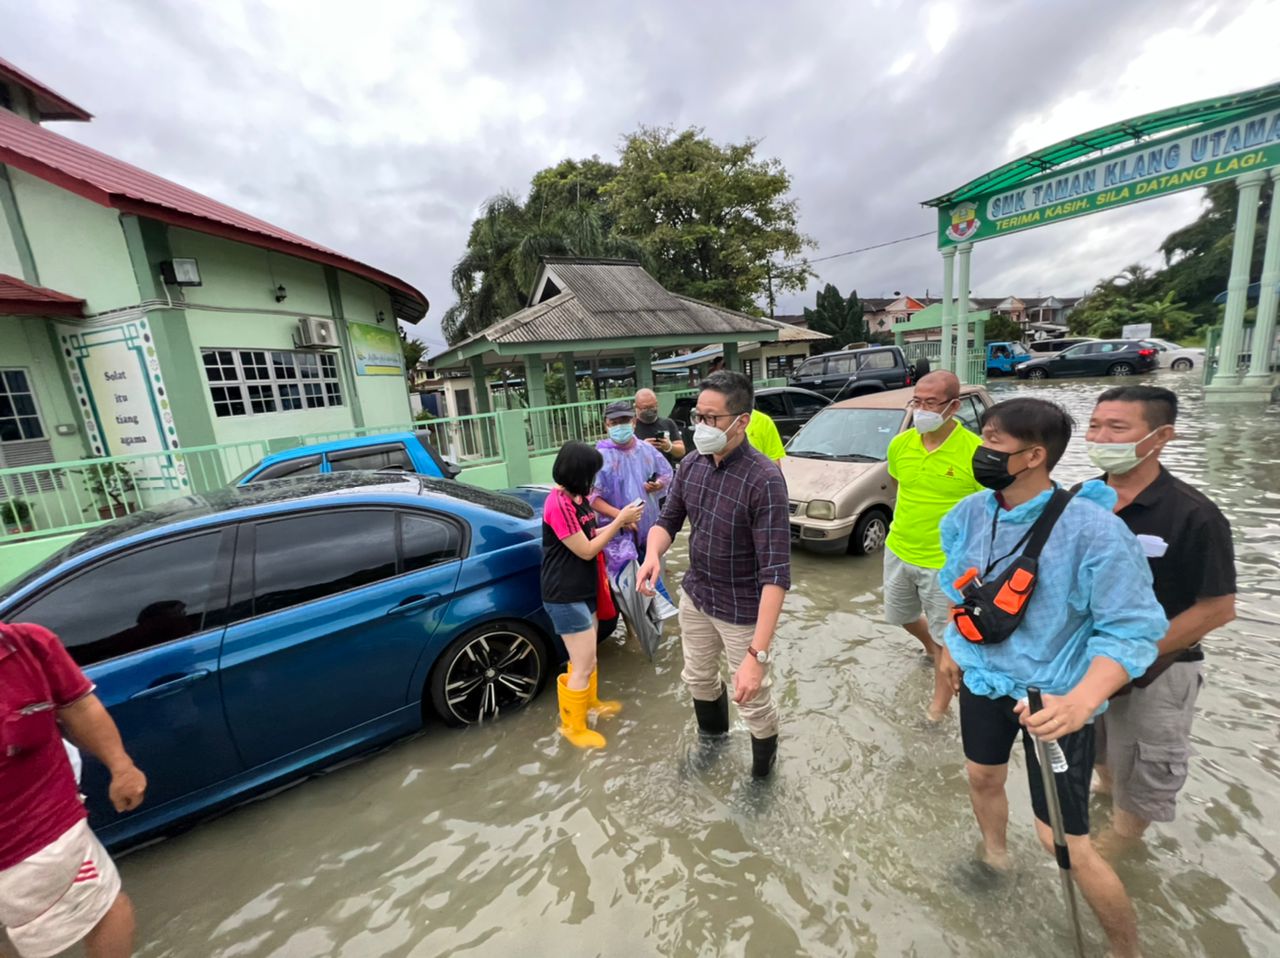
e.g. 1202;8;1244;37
1026;367;1048;380
1108;362;1136;376
849;509;890;557
429;620;549;727
1171;357;1194;371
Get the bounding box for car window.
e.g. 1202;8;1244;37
15;532;228;667
1059;344;1089;357
1097;342;1126;353
956;396;984;432
828;355;856;375
789;393;828;416
328;443;414;473
251;455;323;482
857;351;897;371
755;394;787;416
400;513;463;572
796;358;825;377
252;510;398;616
788;408;905;461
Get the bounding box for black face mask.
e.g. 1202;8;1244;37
972;445;1032;491
637;409;659;424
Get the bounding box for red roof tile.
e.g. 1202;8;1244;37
0;273;86;316
0;58;92;122
0;109;428;321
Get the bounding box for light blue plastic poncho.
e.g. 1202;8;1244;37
939;480;1165;709
591;436;674;578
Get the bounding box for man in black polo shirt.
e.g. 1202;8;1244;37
1085;385;1236;856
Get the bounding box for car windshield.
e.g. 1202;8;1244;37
787;408;904;461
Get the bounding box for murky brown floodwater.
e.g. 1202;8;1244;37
110;377;1279;958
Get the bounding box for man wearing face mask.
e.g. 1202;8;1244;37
591;401;674;578
936;398;1165;958
633;389;685;466
1085;385;1236;859
883;371;983;721
638;371;791;779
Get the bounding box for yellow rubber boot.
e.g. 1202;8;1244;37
557;673;606;749
569;664;622;719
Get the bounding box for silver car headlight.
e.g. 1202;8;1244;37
807;499;836;520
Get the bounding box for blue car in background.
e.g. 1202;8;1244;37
236;432;460;484
0;474;554;850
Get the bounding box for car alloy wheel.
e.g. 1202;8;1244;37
432;622;547;726
1108;363;1136;376
1171;358;1194;371
1027;367;1048;380
851;510;889;556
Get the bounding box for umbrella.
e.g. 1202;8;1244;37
611;560;668;661
1027;687;1087;958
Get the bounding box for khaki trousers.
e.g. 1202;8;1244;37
678;594;779;738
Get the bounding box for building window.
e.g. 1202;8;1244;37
201;349;344;418
0;369;46;443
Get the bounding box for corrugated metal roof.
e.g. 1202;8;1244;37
0;273;85;316
0;109;428;321
0;58;92;122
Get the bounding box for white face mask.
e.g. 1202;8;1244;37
913;408;948;434
1086;428;1160;474
693;417;739;455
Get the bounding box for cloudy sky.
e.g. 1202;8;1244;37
5;0;1276;351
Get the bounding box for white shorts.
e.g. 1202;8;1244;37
0;820;121;958
882;548;952;641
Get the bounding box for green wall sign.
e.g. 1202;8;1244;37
938;106;1280;248
348;321;404;376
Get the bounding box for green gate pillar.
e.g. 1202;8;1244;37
497;408;532;486
940;247;956;372
723;341;741;373
955;243;973;384
561;352;580;405
524;356;550;450
633;347;654;389
1244;167;1280;387
894;329;904;349
1211;171;1267;389
468;356;492;414
973;315;987;385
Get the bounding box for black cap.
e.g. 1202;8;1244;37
604;400;635;421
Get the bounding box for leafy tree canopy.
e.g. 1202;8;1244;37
803;284;866;349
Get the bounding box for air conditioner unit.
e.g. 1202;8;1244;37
294;316;338;349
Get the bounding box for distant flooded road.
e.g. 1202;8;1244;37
116;377;1279;958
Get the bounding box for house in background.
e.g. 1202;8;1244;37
0;58;427;499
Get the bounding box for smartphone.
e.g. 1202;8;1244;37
647;472;659;483
630;497;646;509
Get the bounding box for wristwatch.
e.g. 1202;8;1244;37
748;645;771;665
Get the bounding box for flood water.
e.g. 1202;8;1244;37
112;378;1279;958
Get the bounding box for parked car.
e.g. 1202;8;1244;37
1015;339;1158;379
787;345;926;400
985;341;1032;377
0;473;555;850
669;387;831;448
1142;337;1205;371
236;431;460;484
782;385;994;555
1026;337;1097;356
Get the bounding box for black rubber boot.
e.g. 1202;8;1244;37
693;685;730;736
751;734;778;779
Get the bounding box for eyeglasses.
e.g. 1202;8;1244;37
907;397;957;412
690;410;742;426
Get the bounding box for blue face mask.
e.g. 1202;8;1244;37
608;424;634;444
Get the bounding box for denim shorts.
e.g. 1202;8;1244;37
544;599;597;635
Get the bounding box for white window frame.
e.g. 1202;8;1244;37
200;348;344;418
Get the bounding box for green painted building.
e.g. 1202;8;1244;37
0;58;427;492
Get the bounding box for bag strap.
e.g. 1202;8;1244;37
1020;485;1079;561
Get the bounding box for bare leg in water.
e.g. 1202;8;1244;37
903;616;954;721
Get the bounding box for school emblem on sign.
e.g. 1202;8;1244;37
946;202;980;242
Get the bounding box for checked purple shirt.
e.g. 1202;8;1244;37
656;442;791;625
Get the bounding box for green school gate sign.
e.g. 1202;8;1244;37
936;104;1280;248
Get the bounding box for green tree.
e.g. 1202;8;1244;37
604;127;814;313
803;283;866;348
984;313;1023;344
1068;265;1194;339
399;326;425;376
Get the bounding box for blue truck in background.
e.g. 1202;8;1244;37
236;432;460;485
985;341;1032;377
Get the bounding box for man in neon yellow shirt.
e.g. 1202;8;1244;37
746;409;787;462
884;371;983;720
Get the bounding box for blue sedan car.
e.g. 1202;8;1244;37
0;474;555;850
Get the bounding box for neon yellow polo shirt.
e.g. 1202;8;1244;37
885;422;983;568
746;410;787;461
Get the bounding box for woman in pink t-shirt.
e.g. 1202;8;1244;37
542;442;643;749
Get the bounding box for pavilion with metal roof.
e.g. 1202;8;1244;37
921;81;1280;398
428;257;786;412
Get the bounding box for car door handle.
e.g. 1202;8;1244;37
387;593;443;616
129;670;210;701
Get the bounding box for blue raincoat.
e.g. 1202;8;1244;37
591;437;674;578
939;480;1165;708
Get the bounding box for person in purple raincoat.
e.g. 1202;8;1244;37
590;400;674;578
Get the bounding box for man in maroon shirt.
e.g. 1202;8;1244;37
0;622;147;958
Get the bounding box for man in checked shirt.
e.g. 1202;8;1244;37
638;371;791;779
